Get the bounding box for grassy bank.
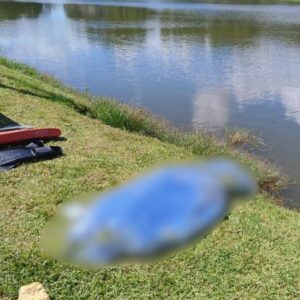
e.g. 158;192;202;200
0;58;299;299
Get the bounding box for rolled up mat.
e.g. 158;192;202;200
0;128;61;145
0;141;63;171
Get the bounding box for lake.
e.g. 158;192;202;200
0;0;300;208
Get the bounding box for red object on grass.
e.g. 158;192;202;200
0;128;61;145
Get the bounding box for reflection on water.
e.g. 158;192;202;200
0;1;49;20
65;4;154;22
0;1;300;208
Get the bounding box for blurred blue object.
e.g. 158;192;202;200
41;158;257;266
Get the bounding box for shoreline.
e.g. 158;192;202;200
0;57;289;200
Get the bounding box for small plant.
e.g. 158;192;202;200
225;128;265;149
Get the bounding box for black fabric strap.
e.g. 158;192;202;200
0;141;62;171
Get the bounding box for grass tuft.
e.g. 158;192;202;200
225;128;265;149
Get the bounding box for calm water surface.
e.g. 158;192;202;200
0;0;300;208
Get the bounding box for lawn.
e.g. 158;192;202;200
0;58;299;299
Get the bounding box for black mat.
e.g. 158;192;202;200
0;140;63;171
0;113;29;131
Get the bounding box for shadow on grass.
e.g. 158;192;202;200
0;75;93;116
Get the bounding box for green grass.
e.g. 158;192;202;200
0;58;299;299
